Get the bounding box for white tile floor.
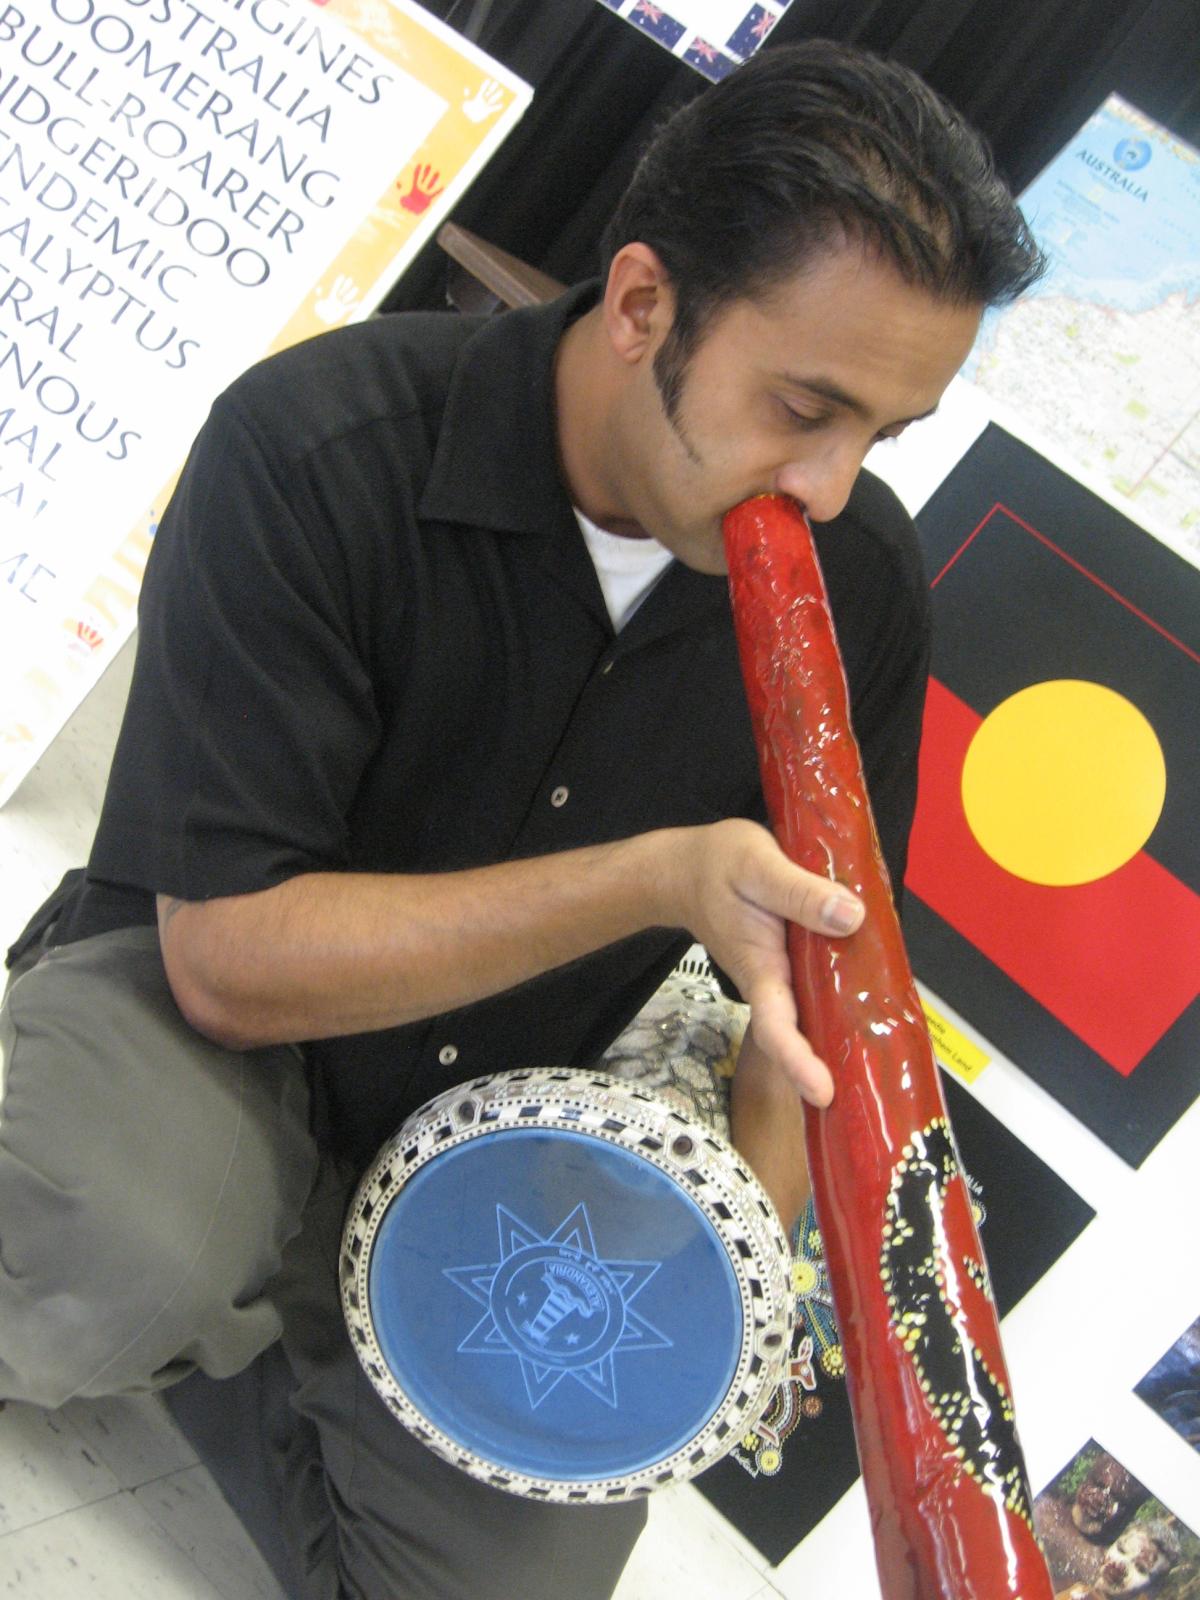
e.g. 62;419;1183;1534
0;1396;278;1599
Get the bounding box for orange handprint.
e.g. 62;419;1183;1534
397;164;445;215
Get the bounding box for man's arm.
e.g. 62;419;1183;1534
158;817;862;1105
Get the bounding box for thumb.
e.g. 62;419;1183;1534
771;857;864;939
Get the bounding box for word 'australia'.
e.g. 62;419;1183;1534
1074;148;1150;202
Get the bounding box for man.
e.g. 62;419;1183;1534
0;39;1042;1599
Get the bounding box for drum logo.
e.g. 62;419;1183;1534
443;1202;671;1409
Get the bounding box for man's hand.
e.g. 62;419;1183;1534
655;819;862;1107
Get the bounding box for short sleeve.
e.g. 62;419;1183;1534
90;394;386;901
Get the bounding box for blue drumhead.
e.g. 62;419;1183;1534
366;1125;743;1482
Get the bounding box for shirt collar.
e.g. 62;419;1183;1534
418;281;731;643
418;282;596;535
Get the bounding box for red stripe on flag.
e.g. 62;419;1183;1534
905;677;1200;1076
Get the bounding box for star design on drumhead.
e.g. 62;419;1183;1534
443;1203;670;1410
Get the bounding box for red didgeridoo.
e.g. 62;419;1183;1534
724;494;1052;1600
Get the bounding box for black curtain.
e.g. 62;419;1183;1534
384;0;1200;312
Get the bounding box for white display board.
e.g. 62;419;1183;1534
0;0;531;805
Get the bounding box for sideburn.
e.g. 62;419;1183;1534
651;323;705;466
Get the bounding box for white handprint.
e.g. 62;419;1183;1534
314;275;361;326
463;78;506;124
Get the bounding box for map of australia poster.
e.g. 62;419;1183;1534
903;424;1200;1165
961;95;1200;567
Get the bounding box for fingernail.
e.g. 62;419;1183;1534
822;895;862;934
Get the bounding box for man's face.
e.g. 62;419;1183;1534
1095;1526;1172;1595
606;244;982;573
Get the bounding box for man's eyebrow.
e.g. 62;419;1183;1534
777;373;938;426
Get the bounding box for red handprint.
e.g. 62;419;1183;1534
397;164;444;215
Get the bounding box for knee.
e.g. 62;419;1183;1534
0;930;318;1406
0;1104;314;1407
0;1179;299;1407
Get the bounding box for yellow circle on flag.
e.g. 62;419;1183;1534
961;679;1166;887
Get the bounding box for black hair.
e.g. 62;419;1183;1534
600;39;1046;417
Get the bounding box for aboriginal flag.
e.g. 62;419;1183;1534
904;425;1200;1166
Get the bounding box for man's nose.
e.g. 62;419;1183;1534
773;447;864;525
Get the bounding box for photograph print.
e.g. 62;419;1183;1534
1035;1439;1200;1598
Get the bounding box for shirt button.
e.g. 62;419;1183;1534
600;660;614;675
550;785;569;808
438;1044;459;1066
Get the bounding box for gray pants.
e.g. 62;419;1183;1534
0;926;644;1598
0;926;317;1406
167;1156;646;1600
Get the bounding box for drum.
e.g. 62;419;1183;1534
340;1063;792;1502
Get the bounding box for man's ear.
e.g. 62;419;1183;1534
602;243;674;364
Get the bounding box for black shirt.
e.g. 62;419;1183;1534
56;285;931;1166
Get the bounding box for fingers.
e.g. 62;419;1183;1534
657;821;859;1103
745;970;835;1108
735;927;833;1106
693;821;858;1106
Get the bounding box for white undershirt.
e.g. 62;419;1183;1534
574;509;674;631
